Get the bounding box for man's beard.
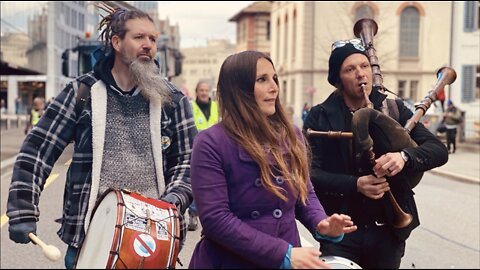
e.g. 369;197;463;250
129;59;172;106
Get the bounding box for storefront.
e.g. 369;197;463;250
1;60;46;115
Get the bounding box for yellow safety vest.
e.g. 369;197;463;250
192;101;219;131
31;109;41;125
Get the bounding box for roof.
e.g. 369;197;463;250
0;60;43;75
229;1;272;22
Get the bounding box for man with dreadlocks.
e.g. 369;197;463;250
6;6;196;268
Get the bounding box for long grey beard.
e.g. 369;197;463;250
130;60;171;105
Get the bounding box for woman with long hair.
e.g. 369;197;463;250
189;51;357;269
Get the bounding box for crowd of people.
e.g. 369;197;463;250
6;6;449;270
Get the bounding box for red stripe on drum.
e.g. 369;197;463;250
134;233;156;258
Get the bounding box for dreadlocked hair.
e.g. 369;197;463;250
96;3;154;49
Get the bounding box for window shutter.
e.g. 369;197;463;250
462;65;475;102
464;1;478;32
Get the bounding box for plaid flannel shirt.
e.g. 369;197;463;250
7;72;196;248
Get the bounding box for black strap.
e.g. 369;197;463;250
74;82;91;119
386;99;400;122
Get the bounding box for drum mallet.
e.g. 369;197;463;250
28;233;62;262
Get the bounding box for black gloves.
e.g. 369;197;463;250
162;193;183;213
9;222;36;244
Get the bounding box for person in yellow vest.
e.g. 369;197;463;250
25;97;45;134
192;80;219;131
189;79;219;231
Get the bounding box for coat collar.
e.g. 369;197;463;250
321;90;348;132
321;89;387;131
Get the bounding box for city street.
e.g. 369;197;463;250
1;1;479;269
1;127;479;268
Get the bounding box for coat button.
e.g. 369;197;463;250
251;210;260;219
254;178;262;187
275;176;284;185
273;209;283;219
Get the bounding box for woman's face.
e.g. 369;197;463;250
254;58;279;117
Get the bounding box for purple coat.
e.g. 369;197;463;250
188;124;328;269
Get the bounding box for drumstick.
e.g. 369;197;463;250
28;233;62;262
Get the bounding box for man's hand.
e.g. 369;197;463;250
357;175;389;199
373;152;405;177
162;193;183;212
9;222;37;244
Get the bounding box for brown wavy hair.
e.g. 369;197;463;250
217;51;310;204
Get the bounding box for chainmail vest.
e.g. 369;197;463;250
99;89;159;199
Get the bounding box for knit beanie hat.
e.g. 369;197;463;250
328;42;368;86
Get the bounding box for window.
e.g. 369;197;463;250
276;18;280;62
79;13;85;32
284;15;288;61
71;9;77;29
410;80;418;100
461;65;478;102
398;80;406;98
399;7;420;58
266;20;270;41
290;79;295;104
355;5;374;21
292;11;296;62
65;6;71;26
238;21;246;43
72;59;78;77
282;80;287;105
243;20;247;43
464;1;479;32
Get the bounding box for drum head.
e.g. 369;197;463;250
321;256;362;269
76;191;119;269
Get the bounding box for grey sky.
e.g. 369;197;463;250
1;1;254;48
156;1;253;48
0;2;45;34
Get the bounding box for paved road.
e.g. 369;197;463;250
1;127;478;268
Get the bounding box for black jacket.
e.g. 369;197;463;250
303;89;448;241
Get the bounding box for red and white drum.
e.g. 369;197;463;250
74;189;180;269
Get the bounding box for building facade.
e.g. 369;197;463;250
450;1;480;140
270;1;479;139
0;33;31;68
45;2;98;101
1;2;46;114
178;39;236;99
229;1;272;55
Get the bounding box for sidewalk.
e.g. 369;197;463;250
429;141;480;184
1;127;479;184
0;127;26;163
0;114;28;131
